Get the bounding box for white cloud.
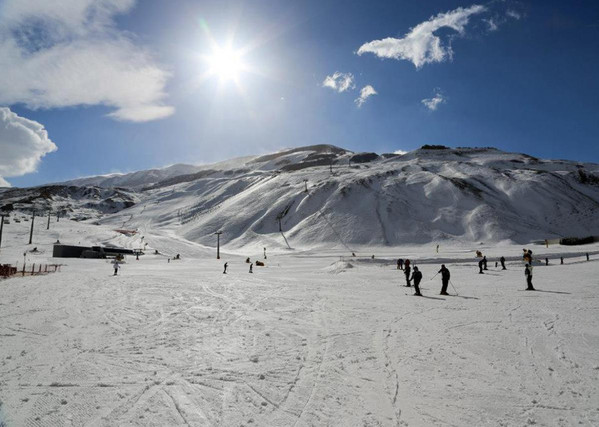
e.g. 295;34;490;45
322;72;355;93
421;90;446;111
394;149;407;155
0;107;57;186
354;85;377;108
506;9;522;20
357;5;486;68
0;0;173;122
485;18;499;32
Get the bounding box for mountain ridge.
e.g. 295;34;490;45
2;144;599;247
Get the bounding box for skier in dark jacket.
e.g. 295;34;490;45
500;256;506;270
439;264;450;295
478;258;484;274
411;266;423;296
223;262;228;274
397;258;404;270
249;263;253;273
524;264;534;290
482;256;488;270
404;264;412;287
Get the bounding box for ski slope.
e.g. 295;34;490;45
1;217;598;426
4;145;599;251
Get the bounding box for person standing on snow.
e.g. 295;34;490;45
482;256;488;270
500;256;506;270
524;263;535;290
249;263;253;273
223;262;228;274
439;264;450;295
404;264;412;287
112;261;120;276
411;266;423;296
478;258;484;274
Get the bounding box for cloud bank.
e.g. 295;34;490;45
322;72;355;93
0;107;57;187
355;85;377;107
357;5;486;68
0;0;174;122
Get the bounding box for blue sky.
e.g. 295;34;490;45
1;0;598;187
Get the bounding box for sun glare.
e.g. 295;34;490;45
206;46;245;82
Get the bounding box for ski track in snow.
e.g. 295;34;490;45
1;221;599;426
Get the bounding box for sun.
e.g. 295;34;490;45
205;45;246;82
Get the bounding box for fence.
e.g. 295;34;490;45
1;263;61;279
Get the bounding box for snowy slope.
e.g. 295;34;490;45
0;216;598;426
4;145;599;249
99;145;599;249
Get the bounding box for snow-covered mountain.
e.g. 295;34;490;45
0;185;138;221
3;144;599;247
58;163;205;189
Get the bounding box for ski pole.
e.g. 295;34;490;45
449;280;459;296
429;272;439;281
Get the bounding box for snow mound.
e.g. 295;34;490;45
324;260;355;274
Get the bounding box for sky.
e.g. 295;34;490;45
1;0;598;187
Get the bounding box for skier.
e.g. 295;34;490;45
249;263;253;273
478;258;484;274
404;259;411;270
482;256;488;270
223;262;228;274
500;256;506;270
404;264;412;287
524;263;535;290
264;247;267;259
397;258;404;270
411;266;423;296
112;261;120;276
246;257;250;263
439;264;450;295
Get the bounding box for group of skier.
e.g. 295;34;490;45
398;249;538;296
398;257;451;296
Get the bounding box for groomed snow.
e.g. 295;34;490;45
1;218;598;426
